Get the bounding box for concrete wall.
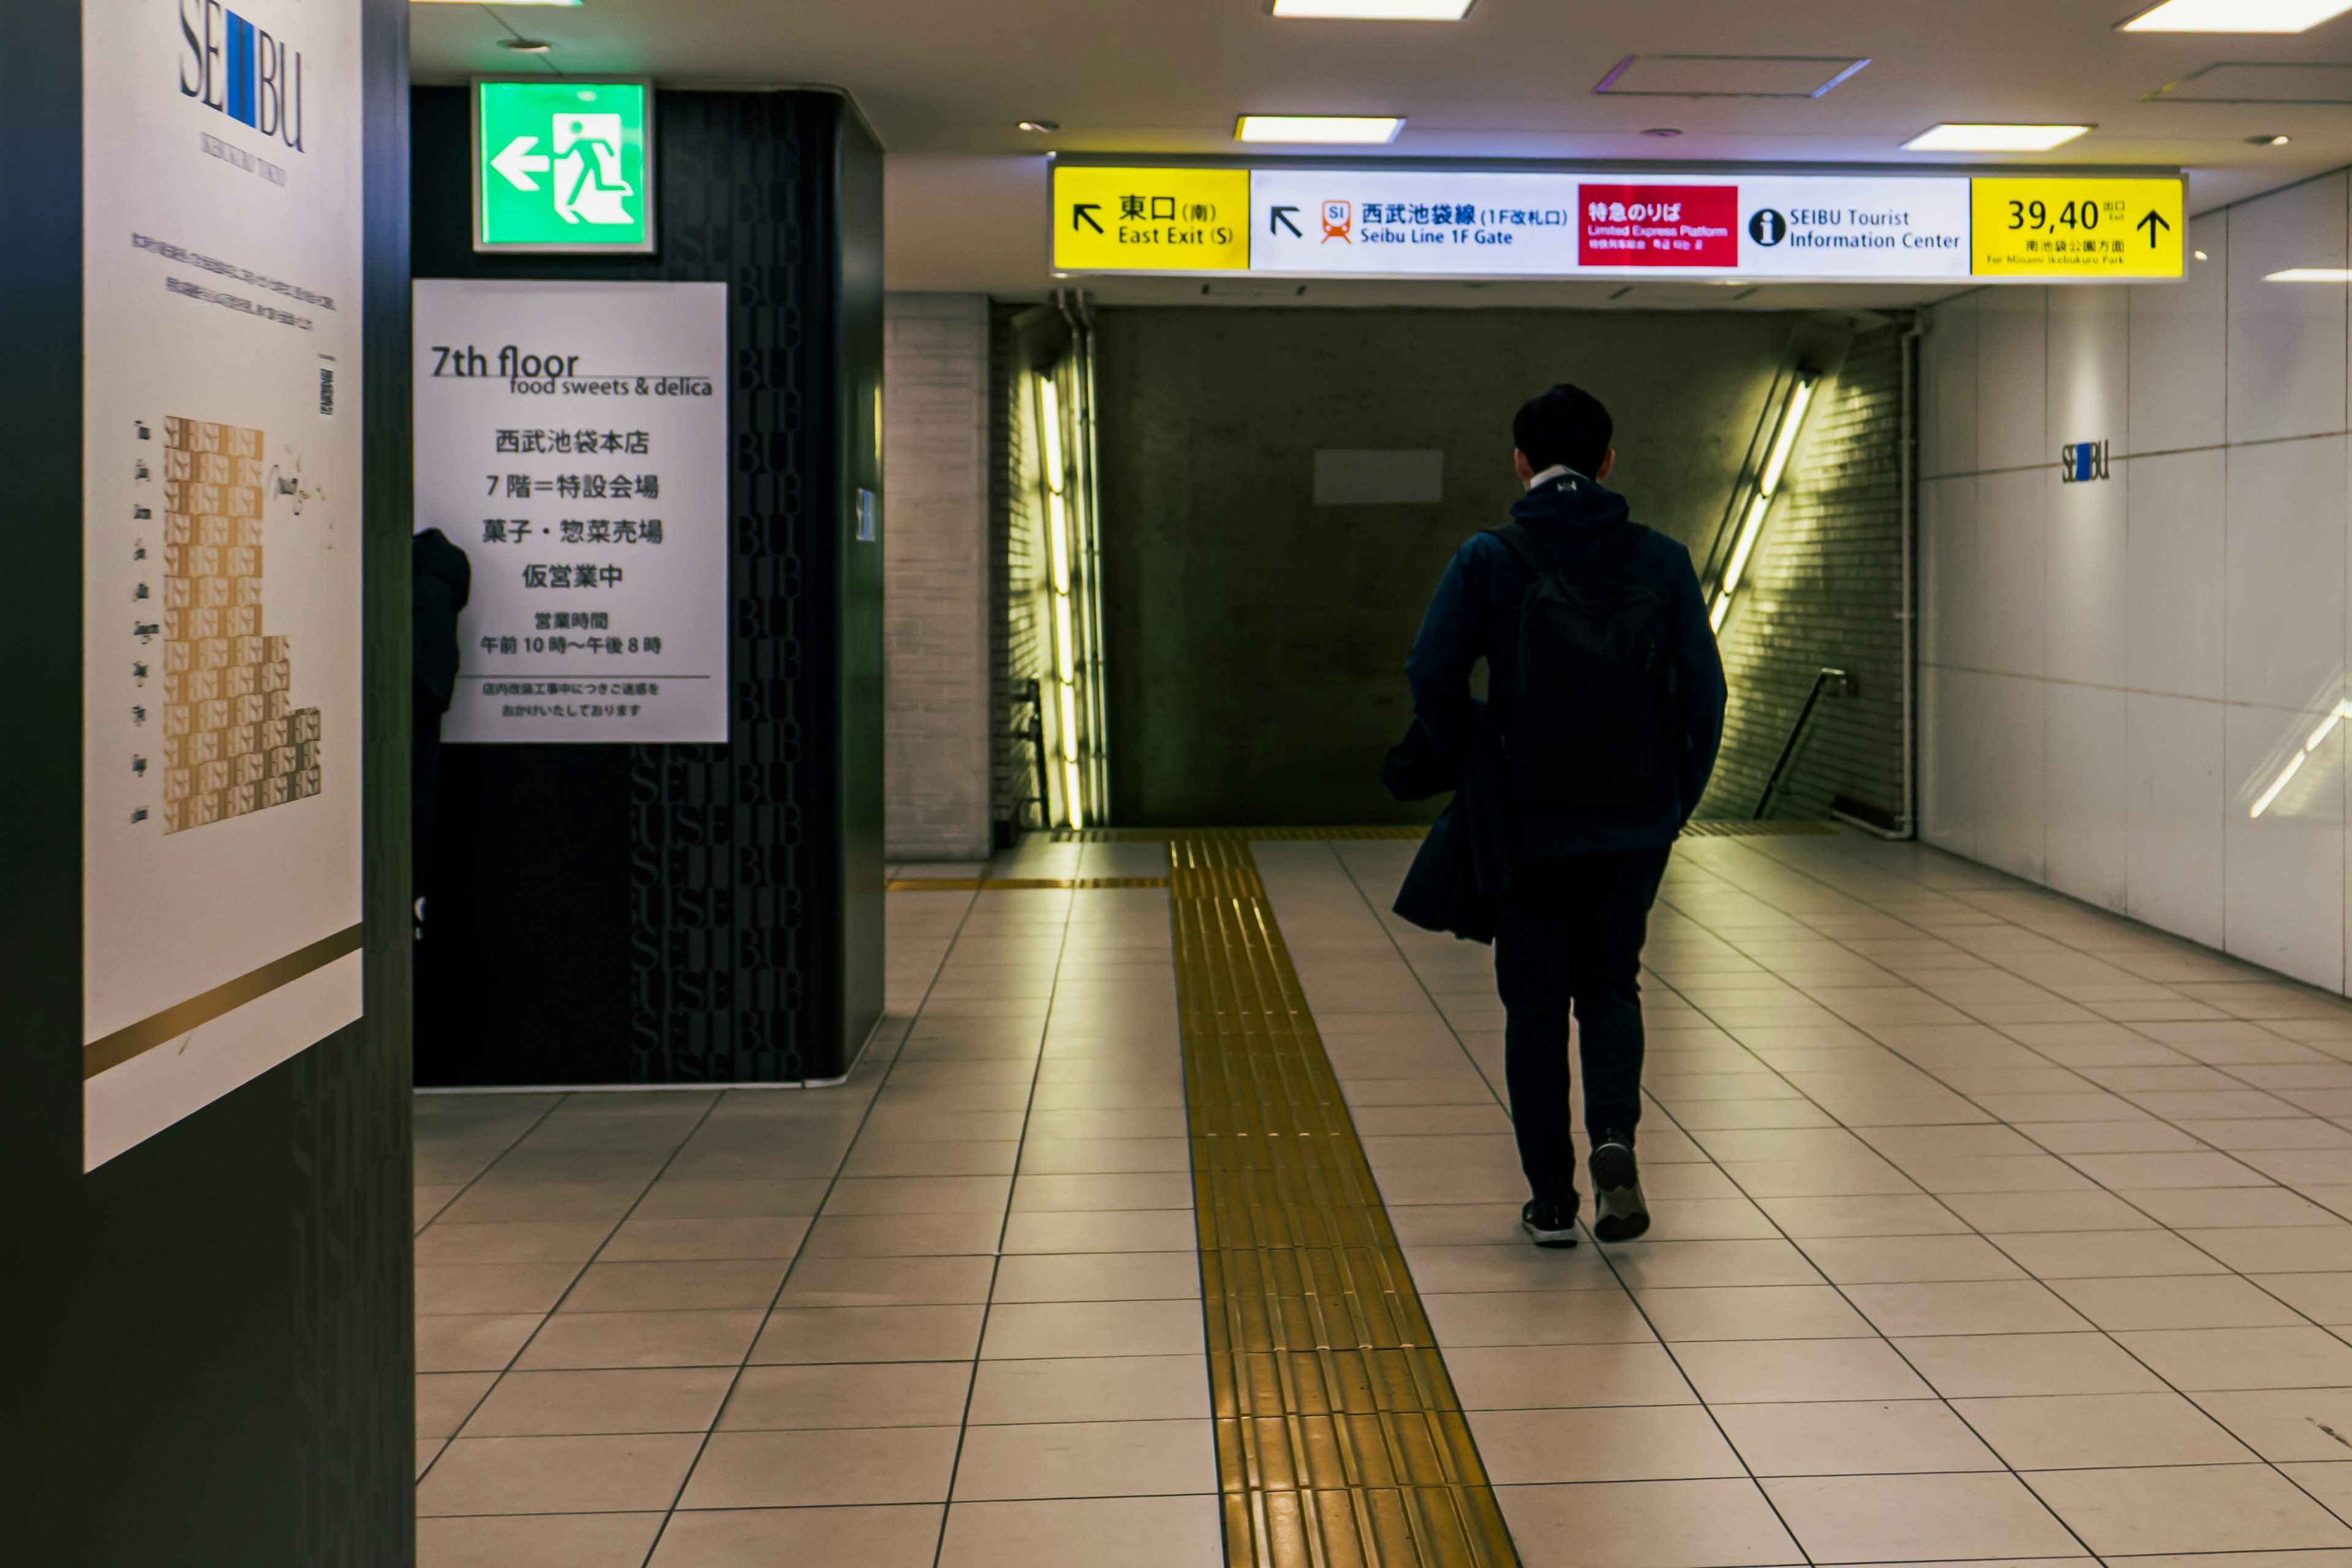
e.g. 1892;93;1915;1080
883;293;991;861
1921;169;2352;992
1094;306;1814;826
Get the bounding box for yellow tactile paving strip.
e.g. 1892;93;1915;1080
1167;832;1521;1568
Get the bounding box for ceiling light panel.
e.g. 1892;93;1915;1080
2268;268;2352;281
2122;0;2352;32
1235;115;1405;143
1593;54;1871;99
1269;0;1474;17
1903;123;2091;151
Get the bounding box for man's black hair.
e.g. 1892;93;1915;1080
1513;383;1613;478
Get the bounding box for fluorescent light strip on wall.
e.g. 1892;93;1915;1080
1038;375;1085;829
1709;374;1816;632
2250;701;2352;818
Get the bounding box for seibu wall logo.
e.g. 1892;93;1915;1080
178;0;306;152
1579;184;1735;267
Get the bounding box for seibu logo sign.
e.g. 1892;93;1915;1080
1578;184;1735;267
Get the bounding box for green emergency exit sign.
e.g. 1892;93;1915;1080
472;78;655;254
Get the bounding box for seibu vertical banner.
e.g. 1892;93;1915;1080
81;0;365;1168
413;279;729;744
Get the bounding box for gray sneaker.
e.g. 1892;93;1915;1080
1588;1133;1649;1243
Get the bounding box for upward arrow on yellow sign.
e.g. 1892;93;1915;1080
1970;178;2184;279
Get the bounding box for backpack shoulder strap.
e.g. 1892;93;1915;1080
1487;522;1561;582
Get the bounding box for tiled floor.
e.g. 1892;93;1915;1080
417;827;2352;1566
1259;832;2352;1567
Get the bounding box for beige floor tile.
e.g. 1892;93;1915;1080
417;1433;703;1516
1403;1243;1623;1294
978;1298;1205;1359
843;1139;1022;1178
462;1367;736;1436
1444;1343;1696;1409
935;1494;1223;1568
988;1251;1202;1302
949;1418;1216;1499
2121;1186;2346;1228
2026;1463;2352;1554
514;1310;763;1370
799;1212;1005;1257
1716;1398;2000;1476
998;1209;1197;1254
1843;1279;2090;1336
626;1179;832;1219
1954;1390;2258;1468
1636;1197;1785;1240
1988;1228;2228;1279
1466;1404;1744;1483
418;1372;499;1439
2049;1273;2307;1330
437;1182;649;1227
1420;1289;1657;1346
1670;1338;1934;1404
1754;1195;1973;1238
1490;1478;1803;1567
967;1354;1211;1423
1008;1172;1195;1212
418;1314;543;1373
645;1504;943;1568
563;1260;789;1313
1599;1238;1825;1289
775;1255;998;1308
417;1512;666;1568
1939;1189;2158;1232
823;1177;1014;1216
1635;1284;1876;1341
718;1361;973;1430
2285;1460;2352;1515
1894;1332;2167;1396
750;1304;986;1364
418;1438;445;1478
2253;1271;2352;1322
597;1216;812;1262
417;1222;615;1266
2195;1387;2352;1460
677;1426;961;1509
2116;1325;2352;1390
1762;1471;2081;1561
1797;1234;2025;1284
2185;1224;2352;1274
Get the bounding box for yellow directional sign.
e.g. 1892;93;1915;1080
1970;177;2184;278
1052;165;1250;272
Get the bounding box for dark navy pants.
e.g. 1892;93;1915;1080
1493;844;1673;1203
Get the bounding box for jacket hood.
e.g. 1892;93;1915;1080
413;527;473;608
1509;472;1632;539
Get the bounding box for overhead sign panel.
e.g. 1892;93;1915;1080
1970;176;2184;277
1055;163;2178;285
474;78;654;254
1052;165;1249;272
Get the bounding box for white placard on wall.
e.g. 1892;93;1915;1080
81;0;368;1169
414;279;730;744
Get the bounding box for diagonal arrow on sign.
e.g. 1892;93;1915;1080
1270;205;1302;238
2137;208;2172;247
1072;203;1104;233
492;135;553;192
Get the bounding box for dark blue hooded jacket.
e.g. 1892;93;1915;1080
1406;469;1727;858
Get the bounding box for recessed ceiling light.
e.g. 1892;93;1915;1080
2195;249;2210;258
1902;123;2092;152
499;37;553;50
1236;115;1405;143
1269;0;1474;15
2268;268;2352;280
2248;132;2293;145
2121;0;2352;32
1641;127;1684;137
1018;120;1060;133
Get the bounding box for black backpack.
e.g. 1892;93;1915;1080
1488;521;1678;813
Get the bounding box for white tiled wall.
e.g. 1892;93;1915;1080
1922;170;2352;993
883;293;992;861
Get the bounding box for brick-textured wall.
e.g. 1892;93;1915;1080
1697;324;1909;824
990;303;1050;838
883;293;991;861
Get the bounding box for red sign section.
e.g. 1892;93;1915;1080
1578;184;1738;268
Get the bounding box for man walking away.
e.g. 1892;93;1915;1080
1406;384;1726;1247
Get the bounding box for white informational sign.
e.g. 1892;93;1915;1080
82;0;366;1168
1248;170;1972;281
413;280;729;744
